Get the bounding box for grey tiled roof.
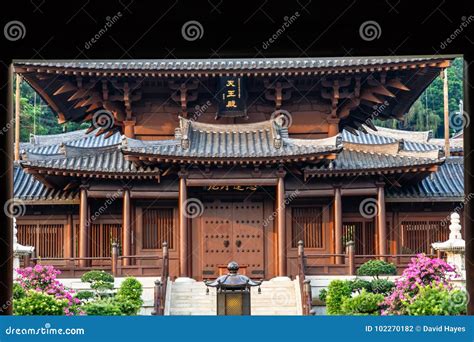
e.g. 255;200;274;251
20;146;160;178
14;165;78;202
122;118;342;161
386;157;464;200
305;149;442;176
15;56;443;73
22;130;122;156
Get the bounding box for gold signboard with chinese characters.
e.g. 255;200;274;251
205;185;258;191
217;76;247;118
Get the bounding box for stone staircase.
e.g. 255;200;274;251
166;277;301;316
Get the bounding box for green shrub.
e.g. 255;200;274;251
349;279;372;293
14;290;68;315
326;280;352;315
13;283;26;300
83;299;122;316
81;270;114;294
115;277;143;315
370;279;395;295
357;260;397;277
74;290;95;301
405;283;467;316
341;290;384;315
318;288;327;303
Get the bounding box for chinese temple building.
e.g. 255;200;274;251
13;57;464;281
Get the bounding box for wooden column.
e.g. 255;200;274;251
64;214;74;261
123;119;136;139
443;68;450;157
377;183;387;260
334;186;343;264
178;174;188;277
276;172;286;276
327;117;340;137
14;74;21;161
79;186;88;267
122;188;131;266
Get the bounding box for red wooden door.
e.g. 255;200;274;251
200;199;265;278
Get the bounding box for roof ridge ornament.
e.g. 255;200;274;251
179;116;191;150
270;119;282;149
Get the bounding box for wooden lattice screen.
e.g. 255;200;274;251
343;221;376;255
91;223;122;257
291;207;323;248
401;220;450;254
17;223;64;258
142;208;174;249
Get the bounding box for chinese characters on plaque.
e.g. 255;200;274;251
206;185;258;191
217;77;247;118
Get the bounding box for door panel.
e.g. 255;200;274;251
201;202;233;277
233;202;265;277
200;199;265;278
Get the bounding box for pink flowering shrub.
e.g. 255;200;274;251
16;265;84;316
381;254;458;315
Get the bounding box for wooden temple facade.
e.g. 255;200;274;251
13;57;465;279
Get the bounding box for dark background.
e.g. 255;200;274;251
1;0;473;314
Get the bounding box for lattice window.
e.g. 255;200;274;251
142;208;174;249
17;223;64;258
291;207;323;248
343;221;376;255
401;220;449;254
91;223;122;257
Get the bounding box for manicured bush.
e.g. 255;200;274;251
83;299;122;316
370;279;395;295
341;290;384;315
326;280;352;315
349;279;372;293
357;260;397;277
14;290;68;316
74;291;95;301
81;270;115;293
318;288;327;303
382;254;458;315
115;277;143;315
405;283;467;316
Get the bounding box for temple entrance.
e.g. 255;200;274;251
197;199;265;279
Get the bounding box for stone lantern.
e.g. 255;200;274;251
12;218;34;277
432;212;465;277
205;261;261;315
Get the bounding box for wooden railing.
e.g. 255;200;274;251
297;240;313;315
152;242;169;316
